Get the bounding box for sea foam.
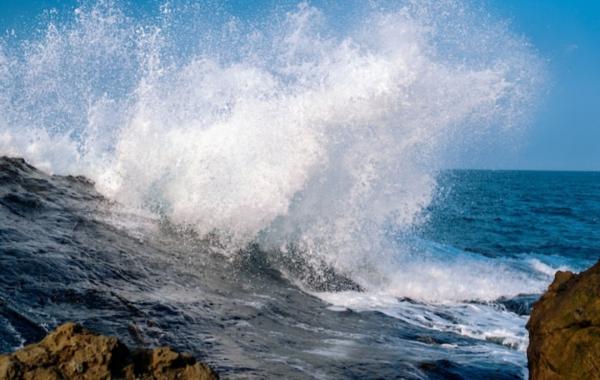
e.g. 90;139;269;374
0;0;543;302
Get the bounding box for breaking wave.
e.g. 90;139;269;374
0;0;543;302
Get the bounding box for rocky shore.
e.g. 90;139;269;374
0;322;218;379
527;260;600;380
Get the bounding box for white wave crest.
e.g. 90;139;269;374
0;0;543;299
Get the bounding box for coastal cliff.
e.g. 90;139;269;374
527;261;600;379
0;323;218;380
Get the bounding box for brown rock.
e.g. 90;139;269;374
527;261;600;380
0;322;218;380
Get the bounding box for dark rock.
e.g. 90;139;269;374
496;293;538;316
526;261;600;379
0;322;218;379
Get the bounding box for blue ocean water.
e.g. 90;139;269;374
423;170;600;264
1;158;598;379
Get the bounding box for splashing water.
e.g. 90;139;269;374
0;0;544;302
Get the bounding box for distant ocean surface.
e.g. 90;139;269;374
1;158;598;379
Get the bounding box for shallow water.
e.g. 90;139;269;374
1;157;597;379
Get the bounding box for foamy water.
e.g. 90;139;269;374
0;1;545;306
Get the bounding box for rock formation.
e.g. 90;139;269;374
0;322;218;380
527;261;600;379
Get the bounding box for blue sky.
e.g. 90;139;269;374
1;0;598;171
487;0;600;171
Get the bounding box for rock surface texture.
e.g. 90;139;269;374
0;322;218;380
527;261;600;380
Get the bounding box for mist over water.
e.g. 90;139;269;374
0;0;545;304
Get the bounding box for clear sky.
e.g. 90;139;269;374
487;0;600;171
1;0;599;171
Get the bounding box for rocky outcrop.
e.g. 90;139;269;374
527;261;600;380
0;322;218;380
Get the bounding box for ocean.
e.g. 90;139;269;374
1;158;597;379
0;1;595;379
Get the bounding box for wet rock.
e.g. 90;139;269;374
496;293;538;316
0;322;218;380
527;261;600;379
